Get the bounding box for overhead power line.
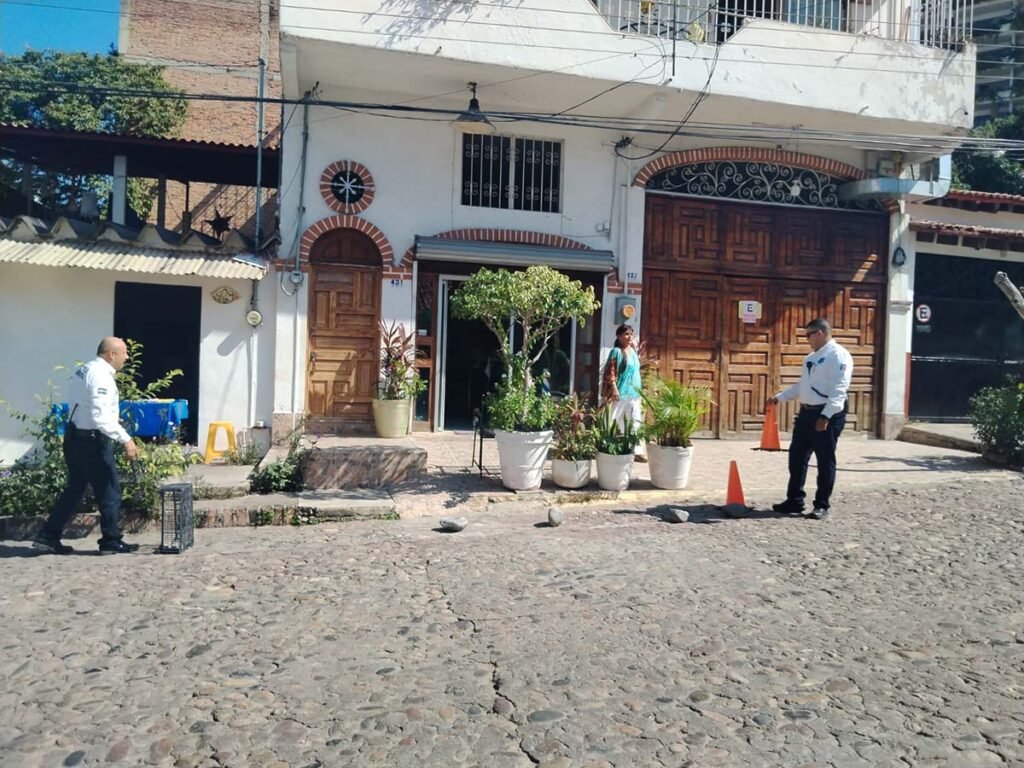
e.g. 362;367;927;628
2;79;1021;155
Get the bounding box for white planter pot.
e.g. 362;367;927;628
596;452;635;491
372;398;412;438
494;429;553;491
551;458;592;489
647;443;695;490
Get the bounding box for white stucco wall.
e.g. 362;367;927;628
0;264;275;465
282;0;975;133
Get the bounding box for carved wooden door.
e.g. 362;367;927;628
307;230;381;431
642;194;885;435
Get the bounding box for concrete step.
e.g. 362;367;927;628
304;444;427;489
192;489;398;527
898;424;982;453
180;463;254;500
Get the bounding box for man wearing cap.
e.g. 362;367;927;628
766;318;853;521
34;337;141;554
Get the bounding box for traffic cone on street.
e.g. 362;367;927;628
759;402;782;451
726;460;746;508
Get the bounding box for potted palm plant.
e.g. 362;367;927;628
550;394;597;489
451;265;599;490
372;320;426;438
594;404;642;491
640;376;712;489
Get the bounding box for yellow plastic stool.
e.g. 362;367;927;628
203;421;237;464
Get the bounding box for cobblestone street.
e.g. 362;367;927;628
1;474;1022;767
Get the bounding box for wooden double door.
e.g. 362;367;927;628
641;195;887;436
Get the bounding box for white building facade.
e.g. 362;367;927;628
272;0;977;440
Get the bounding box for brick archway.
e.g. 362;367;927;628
299;215;393;269
632;148;868;188
399;228;594;270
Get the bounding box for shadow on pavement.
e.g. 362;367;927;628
611;503;800;524
845;455;996;473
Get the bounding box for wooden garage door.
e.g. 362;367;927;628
307;229;381;432
642;196;886;436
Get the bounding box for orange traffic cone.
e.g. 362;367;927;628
759;402;782;451
726;460;746;508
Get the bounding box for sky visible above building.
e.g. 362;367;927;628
0;0;119;55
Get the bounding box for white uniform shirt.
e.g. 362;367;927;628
67;357;131;444
774;339;853;419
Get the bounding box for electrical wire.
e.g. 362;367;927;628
4;78;1022;154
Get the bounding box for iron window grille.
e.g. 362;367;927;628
461;134;563;213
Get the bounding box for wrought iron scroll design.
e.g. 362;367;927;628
646;161;882;212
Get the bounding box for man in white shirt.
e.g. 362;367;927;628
766;318;853;521
34;337;140;555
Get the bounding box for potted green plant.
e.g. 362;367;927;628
451;265;599;490
372;320;426;438
640;376;712;489
593;404;642;491
550;394;597;489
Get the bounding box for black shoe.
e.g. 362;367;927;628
809;507;830;520
772;500;805;515
32;538;74;555
98;540;140;555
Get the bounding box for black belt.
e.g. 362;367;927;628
799;404;826;411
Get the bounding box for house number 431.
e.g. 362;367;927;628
389;278;403;287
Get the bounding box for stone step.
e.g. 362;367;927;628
304;444;427;489
192;489;398;527
898;425;982;454
181;463;254;500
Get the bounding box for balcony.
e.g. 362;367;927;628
594;0;973;49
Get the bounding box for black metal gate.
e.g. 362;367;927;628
910;253;1024;420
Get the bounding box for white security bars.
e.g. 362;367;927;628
594;0;973;49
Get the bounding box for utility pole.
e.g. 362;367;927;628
995;271;1024;321
254;55;265;265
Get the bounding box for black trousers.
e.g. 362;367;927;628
39;426;123;544
786;405;846;511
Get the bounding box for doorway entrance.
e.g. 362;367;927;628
435;277;583;431
306;229;382;433
113;281;201;441
437;277;501;431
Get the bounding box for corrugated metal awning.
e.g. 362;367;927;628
415;236;615;272
0;239;265;279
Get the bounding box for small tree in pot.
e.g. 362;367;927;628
372;321;426;438
451;265;599;490
640;376;712;489
550;394;597;489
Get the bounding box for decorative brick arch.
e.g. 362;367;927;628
632;148;868;188
319;160;376;215
299;215;393;270
398;228;594;270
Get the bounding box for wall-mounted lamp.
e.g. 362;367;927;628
892;246;907;268
451;82;495;135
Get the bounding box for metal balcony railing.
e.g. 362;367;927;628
594;0;973;50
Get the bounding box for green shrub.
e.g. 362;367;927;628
484;357;556;433
969;379;1024;463
250;443;307;494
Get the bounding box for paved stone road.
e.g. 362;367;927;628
1;474;1022;768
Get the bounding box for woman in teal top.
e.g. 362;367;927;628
602;324;645;457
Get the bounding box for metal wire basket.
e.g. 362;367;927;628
158;483;194;554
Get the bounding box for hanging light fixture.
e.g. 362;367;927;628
451;82;495;135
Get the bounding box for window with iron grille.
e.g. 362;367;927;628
461;134;562;213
